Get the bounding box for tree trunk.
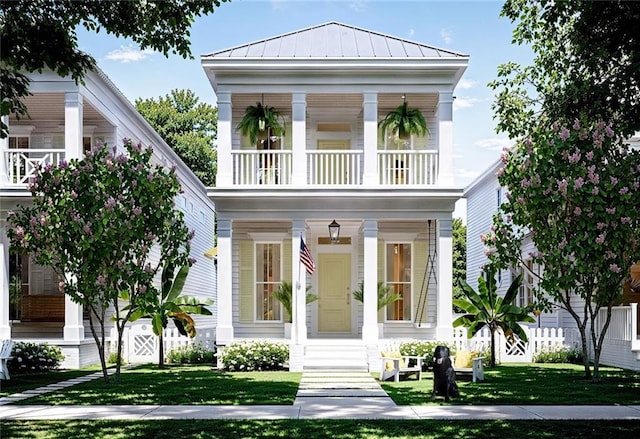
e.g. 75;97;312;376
159;332;165;368
490;328;497;367
87;307;109;383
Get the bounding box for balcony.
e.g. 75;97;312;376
230;149;439;187
2;149;66;187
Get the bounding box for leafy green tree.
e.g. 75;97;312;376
454;266;535;367
135;89;217;186
7;140;192;382
452;217;467;310
485;119;640;381
492;0;640;139
123;263;212;368
0;0;228;138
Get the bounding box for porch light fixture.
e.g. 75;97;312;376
328;220;340;243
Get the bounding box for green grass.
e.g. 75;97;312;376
380;363;640;405
2;420;640;439
14;364;301;405
0;368;100;397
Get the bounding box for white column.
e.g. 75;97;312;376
0;227;11;339
291;93;307;186
0;116;8;184
217;92;233;187
64;92;85;341
362;220;379;343
435;218;454;339
65;92;84;160
437;92;454;186
216;219;234;345
362;92;378;186
291;221;307;344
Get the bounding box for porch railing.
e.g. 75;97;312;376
307;150;363;186
228;149;440;187
3;149;66;185
231;150;292;186
378;150;439;185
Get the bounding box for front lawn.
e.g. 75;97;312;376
14;364;301;405
380;363;640;405
1;369;99;397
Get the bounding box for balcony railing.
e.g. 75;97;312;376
228;149;439;187
3;149;66;186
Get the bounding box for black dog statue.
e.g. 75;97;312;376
431;345;459;401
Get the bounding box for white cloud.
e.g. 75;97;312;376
473;137;512;152
453;96;481;110
104;45;154;63
349;1;367;13
456;78;478;90
408;28;415;37
440;28;453;45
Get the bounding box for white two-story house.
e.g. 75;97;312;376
202;22;468;369
0;69;217;368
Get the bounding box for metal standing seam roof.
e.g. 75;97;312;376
205;21;468;59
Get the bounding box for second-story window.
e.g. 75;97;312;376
9;136;29;149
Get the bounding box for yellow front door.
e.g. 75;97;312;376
318;253;351;332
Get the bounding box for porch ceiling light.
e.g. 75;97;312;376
328;220;340;243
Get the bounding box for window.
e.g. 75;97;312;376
256;243;281;321
83;136;92;154
9;136;29;149
518;260;539;307
385;243;412;321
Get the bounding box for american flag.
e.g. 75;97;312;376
300;237;315;275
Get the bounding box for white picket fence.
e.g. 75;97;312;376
453;326;581;363
110;323;216;364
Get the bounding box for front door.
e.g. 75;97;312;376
318;253;351;332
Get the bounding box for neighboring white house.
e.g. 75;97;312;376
464;139;640;371
201;22;469;370
0;68;217;368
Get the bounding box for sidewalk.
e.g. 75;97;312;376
2;369;640;420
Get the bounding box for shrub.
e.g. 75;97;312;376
167;342;215;364
216;340;289;371
399;340;456;358
8;342;64;374
534;344;583;364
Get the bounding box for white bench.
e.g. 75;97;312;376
0;339;14;381
453;355;484;383
380;353;424;382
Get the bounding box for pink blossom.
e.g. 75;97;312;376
133;206;142;215
188;257;197;265
559;127;570;141
568;151;581;164
585;151;594;161
574;177;584;190
573;207;582;216
605;125;614;138
58;281;66;293
558;239;567;249
500;152;508;164
606;207;616;215
573;119;580;130
609;264;621;273
597;222;607;230
97;275;106;285
619;187;629;195
105;197;116;211
557;179;568;195
610;176;619;185
139;285;147;294
592;187;599;195
496;167;505;177
621;217;631;224
521;178;531;188
595;233;606;244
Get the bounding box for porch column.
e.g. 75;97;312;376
0;225;11;339
436;92;454;186
291;221;308;344
216;219;234;345
291;93;307;186
0;116;8;183
435;218;454;339
217;92;233;187
64;92;85;341
362;220;379;343
362;92;378;186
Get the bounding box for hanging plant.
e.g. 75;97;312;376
236;101;285;145
379;99;428;140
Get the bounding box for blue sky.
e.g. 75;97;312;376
77;0;534;218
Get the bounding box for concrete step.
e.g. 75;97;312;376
296;388;389;397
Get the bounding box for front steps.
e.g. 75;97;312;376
301;340;369;371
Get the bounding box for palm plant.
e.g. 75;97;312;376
123;263;212;368
272;281;318;323
453;265;535;367
379;99;428;141
236;101;285;146
352;280;402;310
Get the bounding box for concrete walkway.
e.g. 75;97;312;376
2;369;640;420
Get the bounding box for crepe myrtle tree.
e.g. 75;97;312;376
7;140;193;383
484;118;640;382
